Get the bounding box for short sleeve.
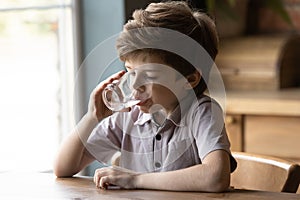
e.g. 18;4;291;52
85;113;123;164
191;98;231;161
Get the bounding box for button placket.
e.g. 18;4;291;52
153;130;163;171
155;134;161;141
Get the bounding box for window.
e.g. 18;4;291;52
0;0;74;172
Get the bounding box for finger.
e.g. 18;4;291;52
94;169;99;184
94;168;103;184
93;70;126;93
104;70;126;84
102;71;126;87
94;168;109;188
100;176;112;189
94;171;101;188
112;70;126;78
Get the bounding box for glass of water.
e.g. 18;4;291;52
102;70;150;111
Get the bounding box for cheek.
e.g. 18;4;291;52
151;85;176;102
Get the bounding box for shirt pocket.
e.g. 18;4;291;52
163;138;196;170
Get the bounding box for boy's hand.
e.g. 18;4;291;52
87;71;126;121
93;166;140;189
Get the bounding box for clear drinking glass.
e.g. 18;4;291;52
102;71;150;111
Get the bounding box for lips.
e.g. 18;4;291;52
137;98;151;107
133;90;151;106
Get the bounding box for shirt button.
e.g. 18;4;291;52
155;162;161;168
155;134;161;141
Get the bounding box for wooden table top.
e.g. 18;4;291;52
0;172;299;200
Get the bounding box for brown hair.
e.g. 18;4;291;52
116;1;219;95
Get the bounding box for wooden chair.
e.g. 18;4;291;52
231;152;300;193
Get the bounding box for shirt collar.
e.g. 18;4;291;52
134;111;152;126
167;93;196;127
133;93;197;127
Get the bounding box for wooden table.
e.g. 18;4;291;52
0;172;299;199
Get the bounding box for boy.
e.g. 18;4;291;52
54;1;236;192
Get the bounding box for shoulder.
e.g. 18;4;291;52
196;94;222;108
187;95;226;139
190;95;224;116
179;95;225;130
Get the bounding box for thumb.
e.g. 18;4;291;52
100;176;118;189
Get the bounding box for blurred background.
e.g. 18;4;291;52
0;0;74;172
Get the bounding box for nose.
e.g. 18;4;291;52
131;73;146;93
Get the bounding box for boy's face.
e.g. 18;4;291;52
125;55;187;115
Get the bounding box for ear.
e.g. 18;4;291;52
184;70;201;90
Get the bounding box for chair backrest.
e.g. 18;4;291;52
231;152;300;193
